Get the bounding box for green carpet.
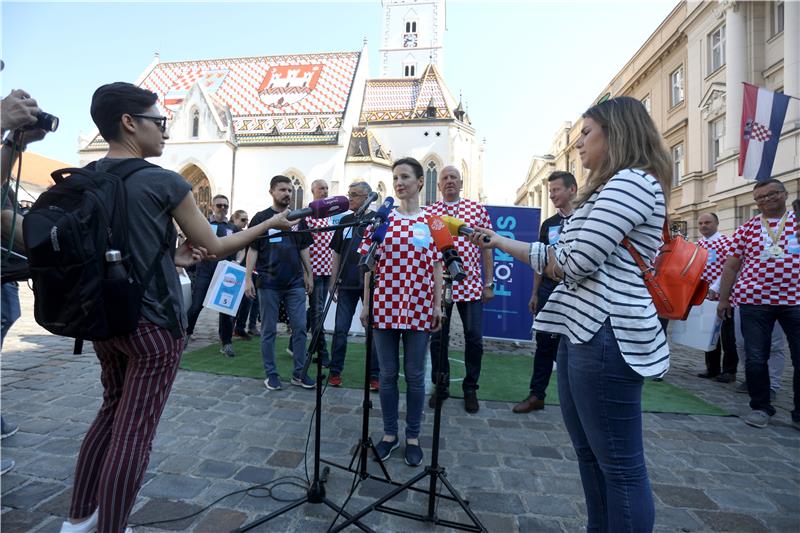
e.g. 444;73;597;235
181;337;727;416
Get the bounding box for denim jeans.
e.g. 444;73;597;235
308;275;330;361
259;286;308;379
704;313;738;376
734;307;786;390
330;288;379;378
429;299;483;392
738;304;800;420
529;331;560;399
185;275;234;343
373;328;429;439
1;282;21;347
557;320;654;533
236;276;259;332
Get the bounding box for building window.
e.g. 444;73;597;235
671;144;684;187
377;182;386;204
771;1;784;36
708;24;726;73
404;64;416;77
405;20;417;33
670;66;684;107
569;160;576;177
641;95;651;114
709;117;725;166
290;176;304;210
191;109;200;138
424;161;437;205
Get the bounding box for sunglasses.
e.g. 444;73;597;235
215;203;229;209
131;114;168;133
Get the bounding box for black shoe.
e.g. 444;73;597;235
374;439;399;461
714;373;736;383
697;372;719;379
464;391;479;413
428;390;450;409
404;441;423;467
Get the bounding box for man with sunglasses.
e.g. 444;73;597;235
185;194;240;357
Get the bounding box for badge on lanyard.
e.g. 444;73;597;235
760;213;788;260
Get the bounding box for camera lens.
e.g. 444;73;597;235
24;111;59;132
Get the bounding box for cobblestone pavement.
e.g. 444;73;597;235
2;287;798;532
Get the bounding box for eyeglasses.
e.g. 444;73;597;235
130;114;168;133
347;193;366;198
215;203;229;209
239;218;248;222
753;190;784;203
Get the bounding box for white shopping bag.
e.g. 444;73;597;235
202;260;247;317
670;299;721;352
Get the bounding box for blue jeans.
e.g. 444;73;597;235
557;320;654;533
236;274;259;332
185;275;234;343
259;286;308;379
738;304;800;421
429;299;483;393
308;275;330;361
330;288;379;378
373;328;429;439
1;282;21;347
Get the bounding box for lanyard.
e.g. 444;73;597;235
761;212;788;248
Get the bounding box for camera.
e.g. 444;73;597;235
22;111;59;132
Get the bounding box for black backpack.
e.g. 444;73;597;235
22;158;180;342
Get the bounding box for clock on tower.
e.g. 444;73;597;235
403;32;418;48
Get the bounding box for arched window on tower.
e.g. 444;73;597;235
377;182;387;204
424;161;438;205
191;108;200;138
290;176;304;210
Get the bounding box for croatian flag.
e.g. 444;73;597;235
739;83;790;181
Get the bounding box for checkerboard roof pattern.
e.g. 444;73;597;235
361;64;457;123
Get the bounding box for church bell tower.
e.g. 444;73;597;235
379;0;446;78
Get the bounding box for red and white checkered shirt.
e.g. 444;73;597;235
358;210;440;331
305;216;333;276
729;212;800;306
697;233;733;285
425;198;493;302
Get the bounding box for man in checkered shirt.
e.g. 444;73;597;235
305;179;333;366
426;166;494;413
717;179;799;430
696;212;738;383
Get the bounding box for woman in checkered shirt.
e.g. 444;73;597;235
359;157;443;467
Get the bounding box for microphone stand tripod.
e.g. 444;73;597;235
232;219;372;533
329;275;488;533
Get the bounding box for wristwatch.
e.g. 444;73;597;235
484;282;495;290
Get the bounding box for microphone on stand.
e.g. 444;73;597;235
359;220;389;273
353;191;380;219
440;215;491;243
287;196;350;221
427;215;467;282
366;197;394;227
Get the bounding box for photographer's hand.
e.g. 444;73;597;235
1;90;39;133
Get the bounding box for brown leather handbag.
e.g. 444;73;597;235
622;223;709;321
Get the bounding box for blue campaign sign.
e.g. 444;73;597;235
482;205;540;342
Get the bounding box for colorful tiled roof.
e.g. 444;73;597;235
346;126;392;166
361;64;457;123
85;51;361;149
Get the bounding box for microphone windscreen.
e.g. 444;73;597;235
371;220;389;244
440;215;467;237
426;215;455;252
309;196;350;218
372;197;395;223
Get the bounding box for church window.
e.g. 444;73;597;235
377;182;387;204
191;109;200;138
290;175;305;210
424;161;438;205
404;64;416;77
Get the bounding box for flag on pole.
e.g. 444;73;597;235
739;83;791;181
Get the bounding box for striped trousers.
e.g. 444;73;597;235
69;319;184;533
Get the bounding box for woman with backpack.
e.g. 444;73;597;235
470;96;671;533
59;82;293;533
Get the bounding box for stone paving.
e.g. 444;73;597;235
1;287;799;532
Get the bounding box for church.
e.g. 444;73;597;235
78;0;485;217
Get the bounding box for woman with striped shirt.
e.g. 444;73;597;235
472;97;671;533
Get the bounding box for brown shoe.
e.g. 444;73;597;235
512;393;544;413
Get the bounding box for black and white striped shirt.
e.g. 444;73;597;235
529;169;668;377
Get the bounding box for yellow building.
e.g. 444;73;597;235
516;0;799;238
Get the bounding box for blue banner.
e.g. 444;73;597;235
482;205;540;341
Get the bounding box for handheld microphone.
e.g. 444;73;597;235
427;215;467;282
367;197;395;227
353;191;380;219
359;219;389;272
440;215;491;243
287;196;349;221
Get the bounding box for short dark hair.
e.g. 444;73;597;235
548;171;577;190
392;157;424;179
270;175;292;190
701;212;719;224
753;178;785;191
212;194;229;203
91;82;158;142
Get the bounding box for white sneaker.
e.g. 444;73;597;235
60;509;98;533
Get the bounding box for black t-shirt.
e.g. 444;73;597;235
329;211;371;291
248;207;313;289
195;218;240;278
537;212;572;300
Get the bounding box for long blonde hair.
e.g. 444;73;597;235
575;96;672;207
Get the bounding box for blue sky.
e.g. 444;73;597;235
1;0;676;203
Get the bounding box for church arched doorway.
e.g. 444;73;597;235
181;164;212;217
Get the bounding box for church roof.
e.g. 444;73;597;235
85;51;362;149
361;64;458;124
346;126;392;166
